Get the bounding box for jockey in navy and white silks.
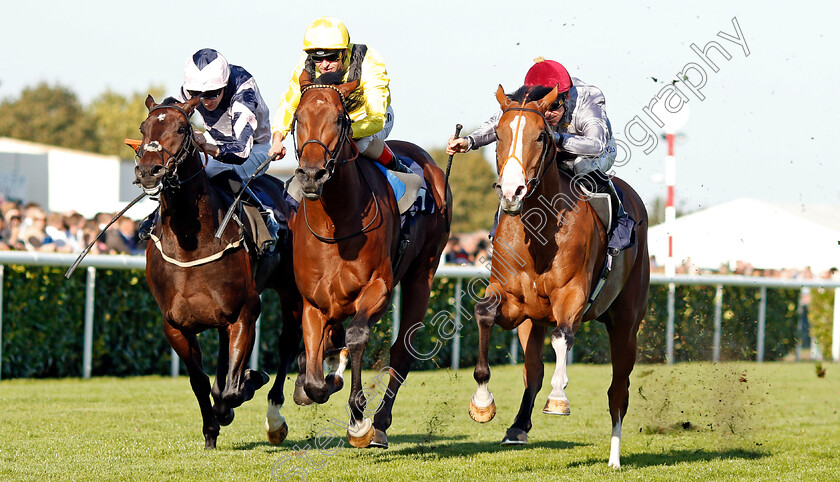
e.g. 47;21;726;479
447;58;634;255
176;48;272;180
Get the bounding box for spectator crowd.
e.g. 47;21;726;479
0;198;144;255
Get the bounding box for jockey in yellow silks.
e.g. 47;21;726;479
269;17;411;173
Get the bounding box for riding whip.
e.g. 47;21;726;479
214;153;277;239
444;124;463;186
64;191;148;279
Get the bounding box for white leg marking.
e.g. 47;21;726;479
347;417;373;437
608;416;622;468
472;381;494;407
334;348;349;380
548;334;569;401
265;401;286;432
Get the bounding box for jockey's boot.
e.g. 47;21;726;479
582;171;634;257
137;210;158;241
364;137;412;174
244;186;281;251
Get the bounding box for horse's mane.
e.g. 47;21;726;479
507;85;555;104
311;71;365;114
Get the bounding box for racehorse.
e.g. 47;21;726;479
468;85;650;467
290;71;451;448
134;96;301;449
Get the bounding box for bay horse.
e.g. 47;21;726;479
290;71;451;448
468;85;650;467
134;96;302;449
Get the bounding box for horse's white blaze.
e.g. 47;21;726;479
499;116;528;200
608;416;622;468
548;334;570;401
347;417;372;437
473;381;494;407
265;401;286;432
157;113;166;121
145;141;162;152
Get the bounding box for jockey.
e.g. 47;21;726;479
269;16;411;174
446;57;634;256
139;48;280;246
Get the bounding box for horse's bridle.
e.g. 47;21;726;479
136;104;205;192
291;84;357;178
292;83;381;243
495;104;557;198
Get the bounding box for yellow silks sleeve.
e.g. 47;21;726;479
271;52;308;139
348;46;390;139
272;46;391;140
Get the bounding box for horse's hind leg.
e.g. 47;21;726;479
470;283;505;423
266;290;302;445
370;262;436;448
502;320;546;445
163;322;220;449
602;303;643;468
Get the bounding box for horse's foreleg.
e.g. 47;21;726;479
470;285;504;423
503;320;547;445
211;328;234;426
266;290;302;445
345;279;390;448
163;322;219;449
301;303;330;404
543;325;575;416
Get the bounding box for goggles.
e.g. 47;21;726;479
187;88;224;100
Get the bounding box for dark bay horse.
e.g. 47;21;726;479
290;71;451;448
134;96;301;449
469;86;649;467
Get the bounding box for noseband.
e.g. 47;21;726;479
497;104;557;198
291;84;358;178
136;104;204;192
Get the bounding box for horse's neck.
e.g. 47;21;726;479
316;160;368;220
520;166;590;242
159;158;219;235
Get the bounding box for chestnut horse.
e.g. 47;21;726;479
468;86;649;467
135;96;301;449
290;71;451;448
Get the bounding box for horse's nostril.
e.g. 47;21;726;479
515;185;525;197
151;165;164;176
314;169;328;182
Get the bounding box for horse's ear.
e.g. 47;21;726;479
535;86;559;113
145;95;157;112
495;85;512;110
299;70;312;89
183;96;201;115
338;79;360;99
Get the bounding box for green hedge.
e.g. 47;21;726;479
0;266;802;379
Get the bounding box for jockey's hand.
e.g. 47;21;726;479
446;136;469;156
269;132;286;160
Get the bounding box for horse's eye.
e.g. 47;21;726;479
177;126;187;134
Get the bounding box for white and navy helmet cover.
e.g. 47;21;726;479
183;48;230;92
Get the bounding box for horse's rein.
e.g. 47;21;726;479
294;83;381;243
292;84;358;176
138;104;207;188
498;104;557;197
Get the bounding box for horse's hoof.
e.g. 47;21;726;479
325;374;344;395
204;434;217;450
500;428;528;446
217;408;235;426
542;398;571;416
267;421;289;445
368;429;389;448
469;396;496;423
347;425;375;448
247;369;271;390
293;384;314;406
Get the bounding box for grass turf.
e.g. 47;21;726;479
0;362;838;481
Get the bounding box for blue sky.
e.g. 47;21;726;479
1;0;837;210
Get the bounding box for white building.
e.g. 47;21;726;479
648;197;840;273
